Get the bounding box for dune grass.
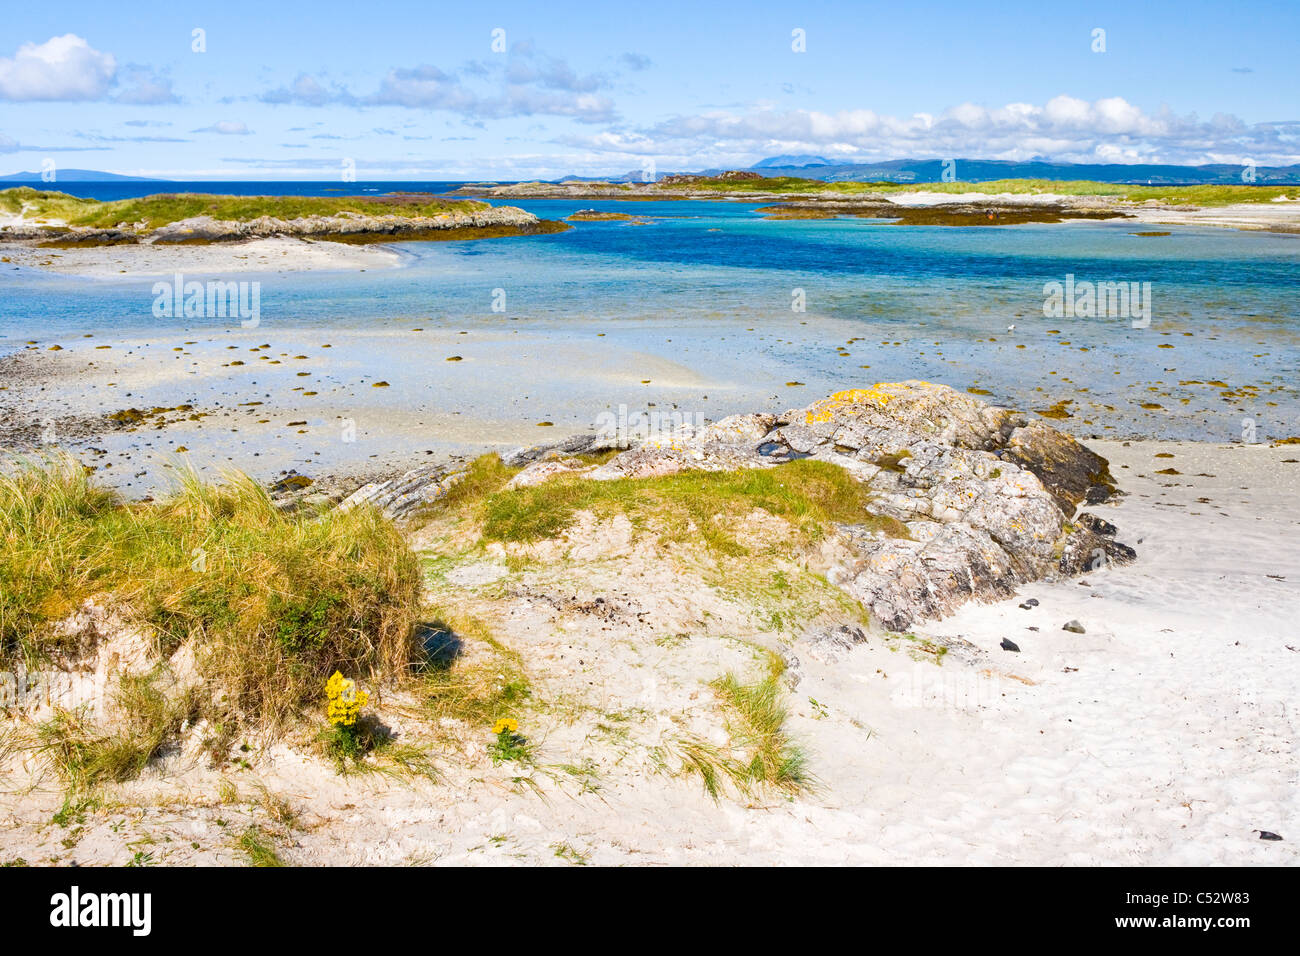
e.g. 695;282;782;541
0;187;482;230
418;606;531;731
31;672;202;793
236;825;286;867
0;456;422;726
673;671;811;800
455;455;904;554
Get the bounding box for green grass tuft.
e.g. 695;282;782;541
671;672;812;800
477;457;905;553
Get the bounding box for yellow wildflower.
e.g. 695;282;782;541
493;717;519;735
325;670;369;727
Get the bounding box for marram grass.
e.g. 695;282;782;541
0;456;422;727
668;672;812;800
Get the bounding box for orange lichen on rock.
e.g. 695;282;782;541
804;383;935;424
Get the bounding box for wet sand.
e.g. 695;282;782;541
0;236;403;277
3;314;1297;497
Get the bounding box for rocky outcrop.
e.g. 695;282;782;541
2;204;563;247
147;206;547;243
343;382;1136;631
493;382;1136;631
339;464;466;520
451;181;1132;225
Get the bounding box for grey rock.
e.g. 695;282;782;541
339;463;466;519
339;382;1138;631
1062;620;1086;634
800;623;869;664
500;432;623;467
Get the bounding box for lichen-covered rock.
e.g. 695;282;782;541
513;381;1136;631
340;381;1136;631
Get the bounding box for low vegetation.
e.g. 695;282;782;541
425;453;905;555
675;176;1296;205
419;606;531;731
32;674;200;794
0;456;422;726
672;670;811;800
0;187;483;230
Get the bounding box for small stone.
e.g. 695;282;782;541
1000;638;1020;652
1062;620;1085;633
1257;830;1283;841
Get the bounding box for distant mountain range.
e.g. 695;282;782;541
5;160;1298;187
565;157;1300;186
745;157;1300;185
0;169;161;182
751;154;833;169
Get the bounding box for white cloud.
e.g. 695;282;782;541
615;96;1300;167
194;121;252;135
260;48;617;123
114;65;179;105
0;34;116;101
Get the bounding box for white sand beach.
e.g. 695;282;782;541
0;236;403;277
1;438;1294;866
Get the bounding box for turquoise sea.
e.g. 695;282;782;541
2;182;1298;449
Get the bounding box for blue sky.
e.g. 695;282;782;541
2;0;1297;179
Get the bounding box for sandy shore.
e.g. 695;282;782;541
4;318;1297;498
830;191;1300;232
0;438;1294;865
1126;200;1300;232
0;236;403;277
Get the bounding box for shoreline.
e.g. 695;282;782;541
1;435;1295;866
0;235;408;277
3;326;1298;500
458;179;1300;233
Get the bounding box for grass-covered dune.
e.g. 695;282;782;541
1;451;861;808
434;452;907;553
0;187;483;230
0;458;422;728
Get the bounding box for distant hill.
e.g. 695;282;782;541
552;157;1300;186
0;169;161;182
744;157;1300;185
751;155;832;169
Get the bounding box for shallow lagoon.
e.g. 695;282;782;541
2;195;1298;491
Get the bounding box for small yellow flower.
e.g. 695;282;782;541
325;670;368;726
493;717;518;735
